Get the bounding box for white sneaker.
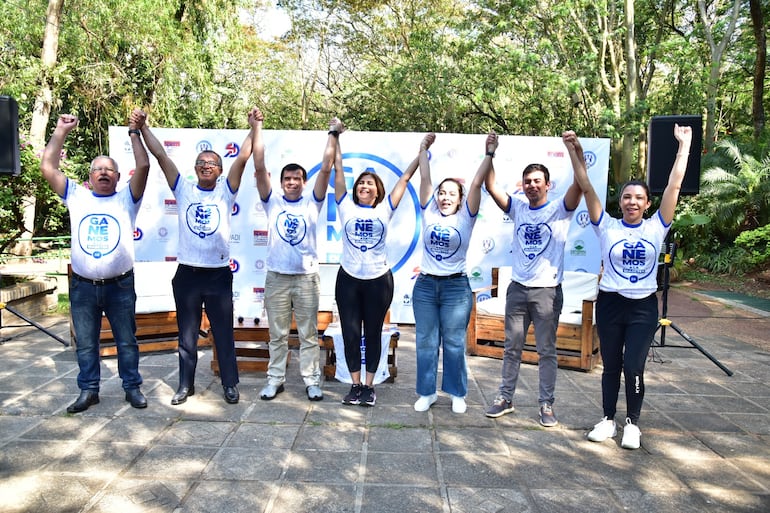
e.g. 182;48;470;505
451;396;467;414
414;393;438;412
587;416;617;442
621;418;641;449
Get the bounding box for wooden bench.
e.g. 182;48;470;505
210;311;332;374
68;263;212;357
467;268;601;371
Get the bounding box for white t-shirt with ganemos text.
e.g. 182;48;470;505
337;192;395;280
593;210;669;299
172;176;236;268
64;179;141;279
419;198;477;276
506;196;575;288
264;191;324;274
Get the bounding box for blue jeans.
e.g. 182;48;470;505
412;274;472;397
172;265;239;388
499;282;562;405
69;272;142;391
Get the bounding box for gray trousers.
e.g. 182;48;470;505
498;281;563;405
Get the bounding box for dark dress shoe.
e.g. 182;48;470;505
67;390;99;413
223;385;239;404
171;385;195;405
125;388;148;408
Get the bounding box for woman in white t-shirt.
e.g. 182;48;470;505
564;124;692;449
332;120;420;407
412;132;497;414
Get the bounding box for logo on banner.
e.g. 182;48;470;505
610;239;657;283
158;227;168;239
230;233;240;243
164;199;178;215
163;140;181;156
134;227;143;241
481;237;495;254
253;230;268;246
254;259;265;270
570;239;587;257
577;211;591;228
584;151;597;168
78;214;120;258
185;203;222;238
224;142;240;158
402;293;412;306
230;259;239;273
310;153;420;273
468;266;483;282
196;140;213;154
232;202;240;216
517;223;552;260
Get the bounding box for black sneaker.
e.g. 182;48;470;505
342;384;362;405
360;385;376;407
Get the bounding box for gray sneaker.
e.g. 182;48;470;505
259;383;284;400
539;402;558;427
306;385;324;401
485;396;515;418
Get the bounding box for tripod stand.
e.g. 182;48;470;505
653;239;733;376
0;274;70;346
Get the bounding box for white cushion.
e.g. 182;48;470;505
318;263;339;312
133;261;177;314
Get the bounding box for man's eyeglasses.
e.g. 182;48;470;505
195;159;221;168
90;166;117;174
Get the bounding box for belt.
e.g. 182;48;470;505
178;264;230;272
72;269;133;285
422;272;465;280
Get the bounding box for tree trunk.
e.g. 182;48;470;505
13;0;65;257
750;0;766;141
698;0;742;153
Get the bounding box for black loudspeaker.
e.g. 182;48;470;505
0;96;21;176
646;115;702;196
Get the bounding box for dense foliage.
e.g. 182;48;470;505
1;0;768;272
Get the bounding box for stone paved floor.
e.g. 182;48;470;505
0;294;769;513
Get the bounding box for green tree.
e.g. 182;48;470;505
698;140;770;240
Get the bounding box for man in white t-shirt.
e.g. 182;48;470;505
483;140;582;427
251;113;336;401
40;112;151;413
138;109;255;405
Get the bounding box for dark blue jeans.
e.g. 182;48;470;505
69;272;142;391
172;265;239;388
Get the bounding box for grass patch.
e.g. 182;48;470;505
54;293;70;315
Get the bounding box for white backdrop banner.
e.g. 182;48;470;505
109;127;609;323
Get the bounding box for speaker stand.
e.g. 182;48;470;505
0;274;70;346
651;238;733;376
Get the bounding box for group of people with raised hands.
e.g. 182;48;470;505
41;109;692;450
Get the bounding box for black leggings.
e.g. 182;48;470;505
335;267;394;374
596;291;659;424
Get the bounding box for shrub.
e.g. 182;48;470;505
734;224;770;268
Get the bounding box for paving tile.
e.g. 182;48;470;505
271;483;356;513
182;480;276;513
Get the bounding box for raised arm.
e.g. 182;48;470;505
466;132;498;215
332;119;347;202
128;109;150;200
418;133;436;206
483;141;510;212
315;117;343;201
389;156;418;208
227;109;257;192
138;112;180;189
40;114;78;197
563;131;601;223
250;107;270;201
658;123;693;225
